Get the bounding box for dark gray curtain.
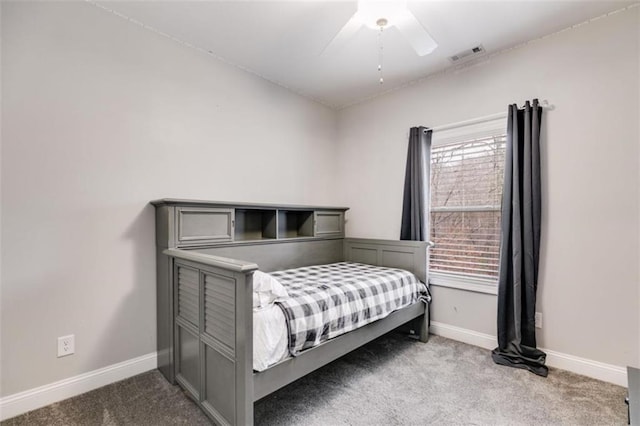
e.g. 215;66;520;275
491;99;547;377
400;127;431;241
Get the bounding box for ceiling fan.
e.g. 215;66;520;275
322;0;438;57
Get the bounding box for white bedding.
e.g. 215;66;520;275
252;270;288;308
252;303;289;371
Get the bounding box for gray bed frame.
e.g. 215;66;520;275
153;200;429;425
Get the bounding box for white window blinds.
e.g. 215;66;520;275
430;117;506;280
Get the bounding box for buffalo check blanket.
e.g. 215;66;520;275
270;262;428;356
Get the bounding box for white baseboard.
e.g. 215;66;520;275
430;321;627;387
543;349;628;387
0;324;629;420
0;352;157;421
430;321;496;350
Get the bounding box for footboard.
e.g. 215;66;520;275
344;238;428;282
344;238;430;342
163;248;256;425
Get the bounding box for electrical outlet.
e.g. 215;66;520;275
534;312;542;329
57;335;75;357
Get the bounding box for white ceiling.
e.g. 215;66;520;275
95;1;635;109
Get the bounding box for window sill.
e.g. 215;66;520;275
428;272;498;295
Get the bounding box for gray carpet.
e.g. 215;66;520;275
2;334;628;425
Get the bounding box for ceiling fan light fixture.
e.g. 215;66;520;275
356;0;407;29
321;0;437;59
376;18;388;28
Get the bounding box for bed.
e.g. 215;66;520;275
152;199;430;425
253;261;428;371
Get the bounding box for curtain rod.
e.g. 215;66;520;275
427;100;553;133
428;112;506;132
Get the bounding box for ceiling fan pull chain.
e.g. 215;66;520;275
378;24;384;84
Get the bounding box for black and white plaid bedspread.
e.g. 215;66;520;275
270;262;428;356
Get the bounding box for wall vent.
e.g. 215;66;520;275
449;45;485;63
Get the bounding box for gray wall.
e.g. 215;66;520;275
1;0;638;401
0;2;338;396
336;7;640;368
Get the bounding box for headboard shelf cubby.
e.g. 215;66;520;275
234;209;277;241
277;210;314;238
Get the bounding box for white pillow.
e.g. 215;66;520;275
252;270;289;308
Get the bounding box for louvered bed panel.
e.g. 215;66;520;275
175;264;201;400
204;273;236;354
170;256;254;425
177;266;199;327
202;273;238;423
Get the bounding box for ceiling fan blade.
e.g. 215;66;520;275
395;10;437;56
321;14;362;56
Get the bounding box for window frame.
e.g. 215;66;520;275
428;114;507;295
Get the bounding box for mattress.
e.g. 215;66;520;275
253;262;427;371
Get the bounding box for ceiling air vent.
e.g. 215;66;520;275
449;45;485;63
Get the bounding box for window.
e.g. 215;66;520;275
429;117;506;291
